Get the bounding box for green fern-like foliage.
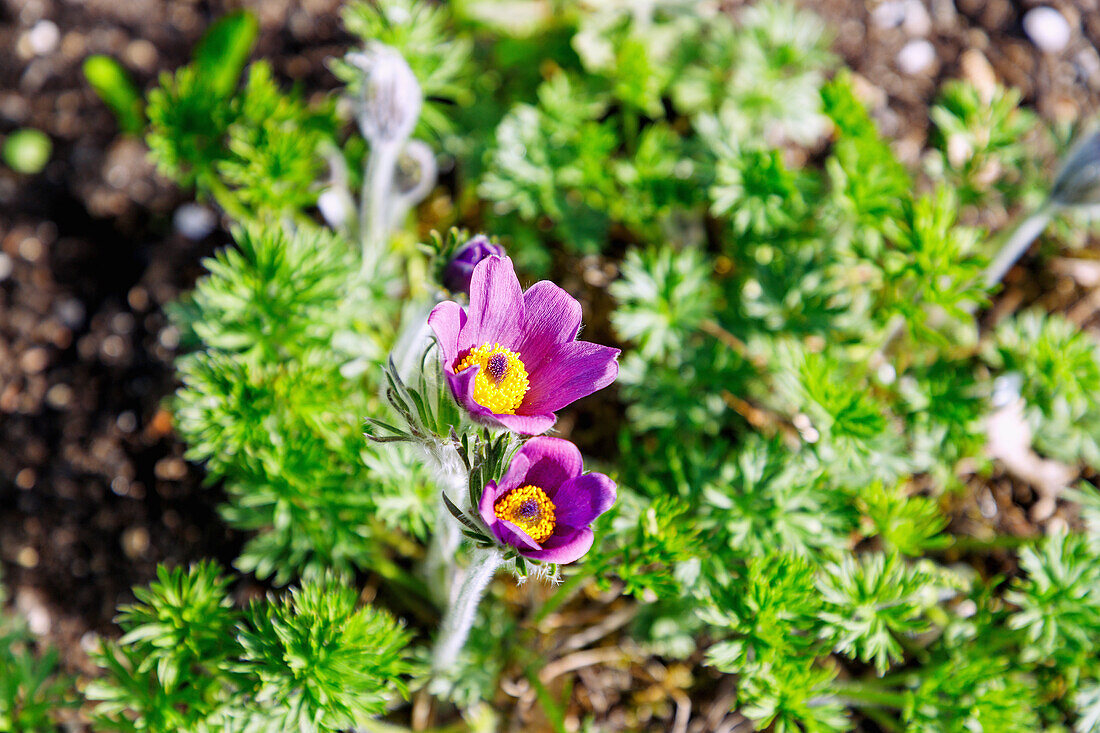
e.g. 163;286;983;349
145;65;235;188
171;225;429;582
239;575;415;729
0;579;72;732
89;565;415;732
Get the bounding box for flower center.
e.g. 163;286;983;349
454;343;530;415
494;484;556;543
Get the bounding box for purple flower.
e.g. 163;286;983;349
477;437;616;564
428;255;620;435
442;235;506;294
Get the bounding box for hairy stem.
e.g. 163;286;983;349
360;141;399;278
424;449;467;603
433;546;503;673
983;205;1053;290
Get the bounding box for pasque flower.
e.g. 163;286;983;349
477;437;616;563
443;235;505;294
428;255;620;434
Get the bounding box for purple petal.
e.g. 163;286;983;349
428;300;467;367
458;256;525;353
494;411;557;436
478;479;543;550
551;473;616;528
498;519;542;550
522;526;594;564
515;437;583;492
496;451;532;494
477;479;505;529
444;365;493;419
515;281;582;377
522;341;620;414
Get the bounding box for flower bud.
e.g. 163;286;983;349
348;44;422;147
442;235;505;294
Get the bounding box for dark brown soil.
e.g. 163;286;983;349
2;0;1099;728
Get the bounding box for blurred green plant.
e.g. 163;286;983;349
74;0;1100;730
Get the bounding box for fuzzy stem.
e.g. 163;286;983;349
360;141;400;278
423;449;467;602
983;205;1053;290
433;546;503;673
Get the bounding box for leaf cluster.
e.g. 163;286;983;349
88;564;416;732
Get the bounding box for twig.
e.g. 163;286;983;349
539;647;624;683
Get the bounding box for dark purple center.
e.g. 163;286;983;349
517;499;539;519
487;352;508;382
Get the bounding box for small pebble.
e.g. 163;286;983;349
20;347;49;374
960;48;998;101
45;383;72;408
1023;7;1071;53
122;527;150;559
902;0;932;36
872;0;907;28
173;203;217;240
117;411;138;433
56;300;84;330
897;39;936;75
26;20;59;56
17;546;39;568
24;604;50;636
0;253;12;281
15;467;35;489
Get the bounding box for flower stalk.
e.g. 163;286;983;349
432;546;503;673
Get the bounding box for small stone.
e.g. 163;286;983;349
56;298;85;328
158;325;180;350
45;383;72;408
902;0;932;36
122;527;150;559
17;545;39;568
960;48;998;102
1023;7;1071;54
872;0;907;29
23;603;51;636
18;235;43;261
123;39;157;72
26;20;59;56
155;457;187;481
173;203;216;240
0;253;12;281
20;347;49;374
117;411;137;433
897;39;936;75
15;468;35;489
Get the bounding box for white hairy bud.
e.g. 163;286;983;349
348;44;422;147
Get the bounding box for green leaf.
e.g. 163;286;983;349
193;10;259;98
83;55;145;134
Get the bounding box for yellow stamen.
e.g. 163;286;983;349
454;343;530;414
494;484;556;543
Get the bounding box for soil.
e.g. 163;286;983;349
2;0;1099;729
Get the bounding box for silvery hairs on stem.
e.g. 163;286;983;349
985;127;1100;288
347;44;432;276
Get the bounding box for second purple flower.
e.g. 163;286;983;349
477;437;616;564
